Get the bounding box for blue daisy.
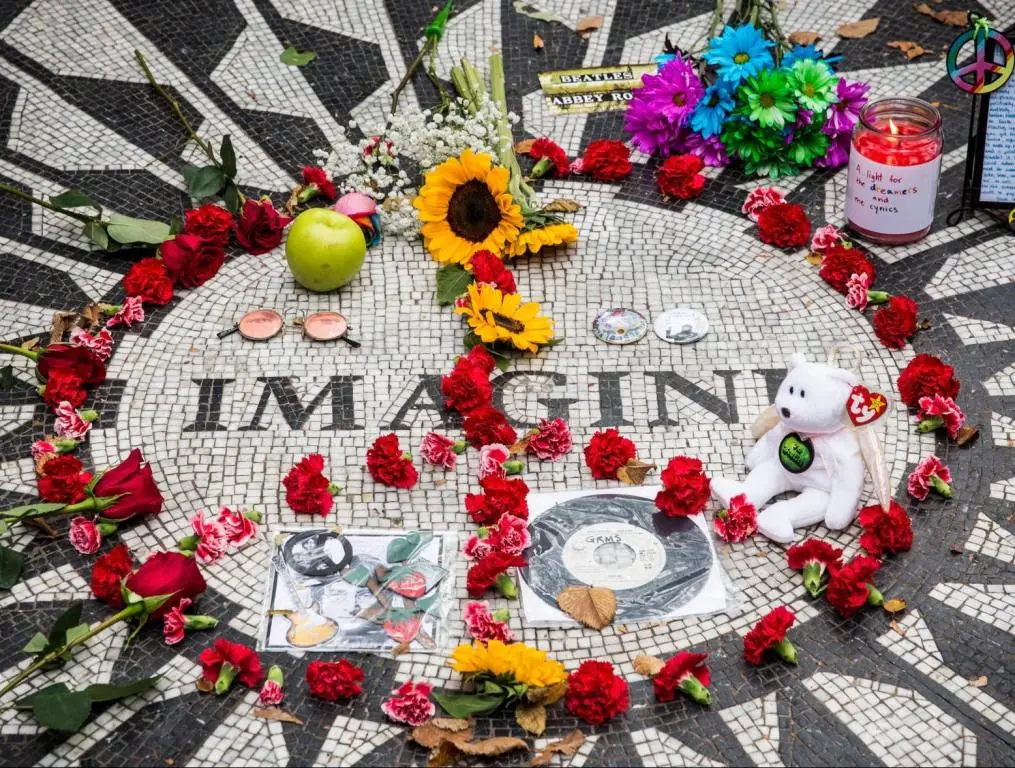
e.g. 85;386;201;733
690;81;735;138
702;24;774;85
781;44;822;68
654;52;677;68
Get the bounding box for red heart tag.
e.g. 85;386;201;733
847;384;887;427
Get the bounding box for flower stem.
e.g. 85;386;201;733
0;183;95;223
489;53;537;211
0;343;40;362
772;638;798;664
679;676;712;706
930;474;953;498
917;416;944;434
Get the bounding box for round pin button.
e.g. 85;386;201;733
592;308;649;345
654;308;709;344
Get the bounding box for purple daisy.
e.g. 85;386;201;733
624;56;704;157
822;79;870;136
814;132;851;168
682;132;730;167
784;108;813;145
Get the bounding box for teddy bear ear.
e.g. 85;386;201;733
829;367;860;387
786;353;807;370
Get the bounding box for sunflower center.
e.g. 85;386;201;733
673;92;687;106
734;52;750;64
760;93;775;108
447;180;502;243
491;312;526;333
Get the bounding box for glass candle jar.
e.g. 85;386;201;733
845;97;943;245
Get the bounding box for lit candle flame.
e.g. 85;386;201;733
888;117;899;135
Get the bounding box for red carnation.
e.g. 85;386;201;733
525;417;573;461
37;454;92;503
786;538;843;597
306;659;364;701
199;638;264;693
756;202;811;249
282;453;337;516
652;652;711;705
441;357;493;416
183;203;234;246
124;258;174;306
657;154;706;200
858;501;913;557
826;555;883;618
564;661;629;725
301;166;337;201
743;606;797;665
578;139;632;181
529;138;570;178
656;455;710;518
897;354;959;408
469;249;517;294
583;429;637;480
37;344;106;387
90;543;135;608
818;245;876;294
235;198;290;255
713;493;757;542
873;296;918;349
366;433;418;489
464;475;529;526
41;369;87;410
463;405;517;448
466;550;526;597
159;233;226;289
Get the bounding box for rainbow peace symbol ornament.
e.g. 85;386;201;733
946;17;1013;95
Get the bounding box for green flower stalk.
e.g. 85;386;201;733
771;638;798;664
495;571;518;599
801;562;827;598
866;583;884;607
503;460;524;475
390;0;454;113
679;675;712;706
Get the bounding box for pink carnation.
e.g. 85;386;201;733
162;597;192;645
68;516;101;554
487;513;531;556
217;507;258;547
713;494;758;543
478;443;511;480
69;327;114;362
917;395;965;439
32;440;57;461
463;600;515;643
54;402;92;440
908;455;952;501
846;272;870;311
381;681;436;726
420;432;458;469
742;187;786;222
190;512;228;564
526;417;573;461
106;296;145;329
811;224;843;253
258;680;284;706
463;533;492;559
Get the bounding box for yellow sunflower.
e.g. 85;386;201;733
448;640;567;689
454;283;554;353
506;222;578;258
413;149;523;266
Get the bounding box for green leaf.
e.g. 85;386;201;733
512;0;562;23
182;164;201;187
15;683;70;710
85;676;160;703
168;216;184;236
22;632;48;654
58;624;91;661
386;531;432;563
188;165;226;201
222;181;241;215
432;691;505;719
47;601;83;649
219;135;236;179
82;220;111;250
494;354;511;372
30;688;92;732
482;680;506;695
0;364;13;390
105;214;171;245
0;545;25;589
341;560;373;587
49;189;100;211
1;502;66;520
435;264;473;306
279;46;317;67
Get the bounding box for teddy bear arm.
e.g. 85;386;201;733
745;426;784;471
823;450;866;530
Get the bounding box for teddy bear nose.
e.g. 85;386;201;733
781;407;791;418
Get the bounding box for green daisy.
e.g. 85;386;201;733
721;119;781;165
737;70;795;129
787;59;839;113
786;126;830;167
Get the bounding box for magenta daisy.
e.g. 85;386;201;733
624;56;704;157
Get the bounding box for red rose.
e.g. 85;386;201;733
858;501;913;557
655;455;710;518
441;357;493;416
657;154;706;200
306;659;364;701
897;354;959;408
653;652;710;703
90;543;135;608
37;454;92;503
42;369;87;410
583;429;637;480
580;139;632;181
826;555;882;618
159;233;225;288
464;475;529;526
302;166;337;201
125;550;208;618
37;344;106;386
366;433;418;489
470;250;517;294
93;449;164;522
463;405;517;448
466;550;527;597
818;245;876;294
529;138;570;177
873;295;918;349
123;257;174;306
282;453;335;516
743;606;796;665
756;202;811;249
235;198;290;255
199;638;264;688
564;660;629;725
183;203;234;246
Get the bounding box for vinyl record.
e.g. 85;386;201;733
283;530;353;578
520;493;713;622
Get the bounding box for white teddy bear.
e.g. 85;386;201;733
711;353;868;543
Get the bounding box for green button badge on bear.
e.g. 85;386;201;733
779;433;814;474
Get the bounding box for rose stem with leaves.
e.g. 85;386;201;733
390;0;454;113
0;184;95;223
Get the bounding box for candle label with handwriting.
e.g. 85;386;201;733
845;150;942;234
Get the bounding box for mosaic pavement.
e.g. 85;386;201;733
0;0;1013;765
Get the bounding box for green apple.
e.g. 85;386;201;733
285;208;366;292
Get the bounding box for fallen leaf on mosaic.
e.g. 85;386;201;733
968;675;988;688
913;3;969;27
251;707;303;725
530;729;586;766
788;30;821;45
883;598;907;614
633;654;665;677
279;46;317;66
556;585;617;629
616;458;657;485
837;18;880;38
515;701;547;735
888;41;930;60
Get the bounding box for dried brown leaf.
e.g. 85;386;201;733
510;434;533;454
968;675;988;688
533;33;544;50
392;642;411;657
542;198;583;213
837;17;880;38
955;425;979;446
427;741;461;768
531;730;586;767
252;707;304;725
453;736;529;756
515;701;547;736
788;31;821;45
514;139;537;154
576;15;603;35
526;680;568;706
195;678;214;694
557;585;616;629
49;312;77;344
633;654;665;678
890;619;907;637
913;3;968;26
883;598;907;614
616;459;657;485
888;40;930;60
81;303;102;327
410;720;474;748
22;337;39;351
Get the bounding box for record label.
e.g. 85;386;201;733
561;522;666;590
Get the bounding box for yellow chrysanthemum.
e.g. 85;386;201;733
454;283;554;354
506;222;578;258
448;641;567;689
413;149;523;266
